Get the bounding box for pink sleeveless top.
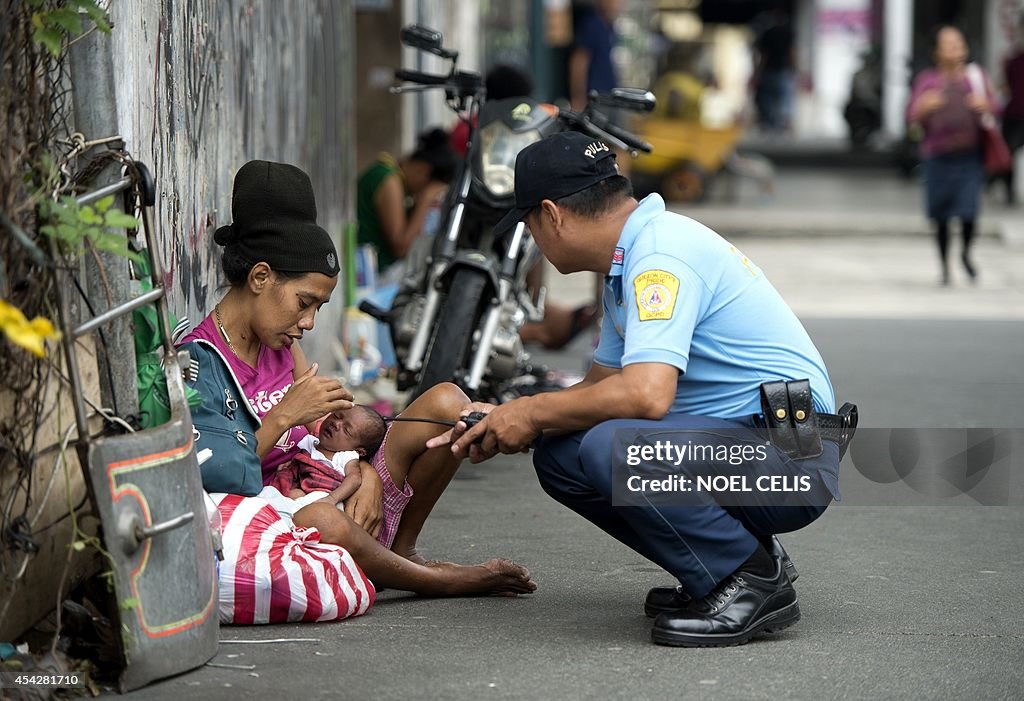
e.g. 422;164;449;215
180;315;309;483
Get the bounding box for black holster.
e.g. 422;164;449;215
759;379;823;460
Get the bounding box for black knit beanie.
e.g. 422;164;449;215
214;160;339;277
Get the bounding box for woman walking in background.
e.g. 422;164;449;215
908;25;996;285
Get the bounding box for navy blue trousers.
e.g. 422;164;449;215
532;413;838;598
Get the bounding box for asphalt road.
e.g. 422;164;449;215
125;317;1024;701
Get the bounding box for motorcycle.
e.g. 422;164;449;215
361;25;655;403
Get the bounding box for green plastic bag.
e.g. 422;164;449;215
132;254;201;429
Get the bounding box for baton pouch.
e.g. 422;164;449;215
759;379;823;460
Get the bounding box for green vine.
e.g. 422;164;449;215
39;194;142;262
2;0;132;361
3;1;142;668
27;0;111;57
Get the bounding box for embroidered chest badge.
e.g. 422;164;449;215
633;269;680;321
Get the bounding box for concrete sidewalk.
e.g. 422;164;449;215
672;166;1024;244
543;168;1024;321
544;232;1024;322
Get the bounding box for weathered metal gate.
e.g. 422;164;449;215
51;162;218;692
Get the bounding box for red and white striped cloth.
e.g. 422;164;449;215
213;493;375;624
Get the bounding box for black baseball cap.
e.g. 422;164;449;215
494;131;619;236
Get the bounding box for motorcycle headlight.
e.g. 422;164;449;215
478;122;541;198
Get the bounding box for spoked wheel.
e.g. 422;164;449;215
408;268;490;403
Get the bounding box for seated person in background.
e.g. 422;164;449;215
272;405;387;511
356;128;457;277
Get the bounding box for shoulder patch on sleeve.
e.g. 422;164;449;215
633;269;680;321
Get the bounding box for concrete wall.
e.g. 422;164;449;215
2;0;357;641
107;0;355;365
355;3;405;171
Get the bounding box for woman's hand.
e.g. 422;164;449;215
967;93;991;115
273;362;354;429
419;180;449;207
344;461;383;539
913;89;946;119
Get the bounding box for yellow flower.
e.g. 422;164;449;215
0;299;62;358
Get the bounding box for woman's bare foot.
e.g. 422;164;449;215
420;558;537;597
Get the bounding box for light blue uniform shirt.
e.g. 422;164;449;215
594;194;835;419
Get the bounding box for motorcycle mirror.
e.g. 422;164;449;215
602;88;657;113
400;25;457;60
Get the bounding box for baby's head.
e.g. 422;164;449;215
317;405;387;458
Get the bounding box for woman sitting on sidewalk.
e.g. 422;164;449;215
181;160;535;597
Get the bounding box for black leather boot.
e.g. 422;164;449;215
643;584;692;618
650;557;800;647
643;536;797;618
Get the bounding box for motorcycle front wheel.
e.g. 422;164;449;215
408;267;490;402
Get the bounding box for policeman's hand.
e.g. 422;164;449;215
425;402;496;450
275;362;354;428
450;399;539;464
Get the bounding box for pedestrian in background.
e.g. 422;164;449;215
908;25;995;285
1000;15;1024;206
568;0;622;112
568;0;631;184
752;8;796;133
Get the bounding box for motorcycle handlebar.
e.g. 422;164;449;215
562;110;653;154
394;69;483;100
394;69;450;86
593;119;652;154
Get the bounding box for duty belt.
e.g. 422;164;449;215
754;378;859;460
816;404;859;449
